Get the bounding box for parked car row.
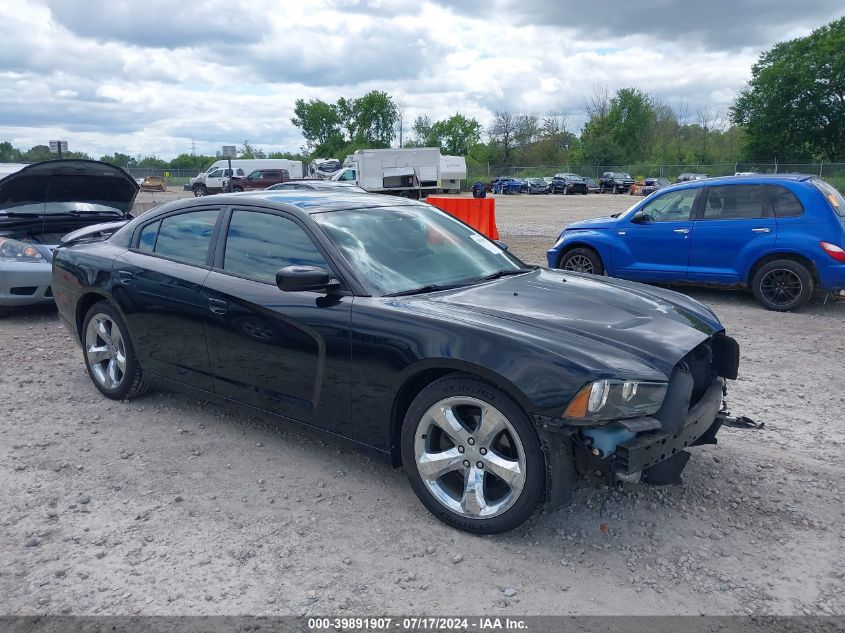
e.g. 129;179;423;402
489;173;600;195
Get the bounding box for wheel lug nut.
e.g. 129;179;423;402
476;461;483;469
479;448;487;455
467;438;475;446
463;459;470;468
457;446;465;453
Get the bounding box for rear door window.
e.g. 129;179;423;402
766;185;804;218
702;185;769;220
146;209;220;265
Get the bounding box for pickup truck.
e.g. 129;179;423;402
599;172;635;194
226;168;290;192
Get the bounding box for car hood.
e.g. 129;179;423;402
565;216;619;230
405;269;722;378
0;159;138;224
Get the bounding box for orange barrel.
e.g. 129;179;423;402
425;196;500;240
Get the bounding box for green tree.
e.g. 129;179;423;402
732;16;845;160
0;141;23;162
169;153;217;172
240;140;266;159
292;91;399;157
23;145;55;162
99;153;137;168
412;113;482;155
137;156;169;168
292;98;345;156
349;90;397;147
607;88;656;162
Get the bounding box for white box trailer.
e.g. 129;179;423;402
191;158;304;196
438;155;467;193
332;148;441;197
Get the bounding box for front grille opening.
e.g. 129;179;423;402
10;286;37;296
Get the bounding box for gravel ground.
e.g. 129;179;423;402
1;192;844;617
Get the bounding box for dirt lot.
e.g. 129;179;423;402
1;192;844;617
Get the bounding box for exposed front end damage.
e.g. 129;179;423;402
535;333;741;510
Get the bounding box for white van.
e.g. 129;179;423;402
192;159;304;196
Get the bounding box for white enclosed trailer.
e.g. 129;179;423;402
438;155;467;193
332;148;441;197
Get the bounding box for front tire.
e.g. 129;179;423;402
82;301;150;400
558;247;605;275
193;185;208;197
232;186;243;193
751;259;813;311
401;374;544;534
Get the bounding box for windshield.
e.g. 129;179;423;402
313;204;527;296
619;173;632;179
812;179;845;217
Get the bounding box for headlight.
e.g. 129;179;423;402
564;379;667;421
0;237;47;262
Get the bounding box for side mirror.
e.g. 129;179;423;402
631;210;652;224
276;266;339;293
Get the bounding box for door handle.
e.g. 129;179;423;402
673;228;690;234
207;298;228;315
751;227;772;233
116;270;134;284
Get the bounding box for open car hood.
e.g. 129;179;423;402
0;159;139;220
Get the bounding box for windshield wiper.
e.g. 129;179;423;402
474;267;536;283
384;283;466;297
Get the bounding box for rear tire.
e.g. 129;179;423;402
401;374;545;534
751;259;814;311
82;301;150;400
558;247;605;275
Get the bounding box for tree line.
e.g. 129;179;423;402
1;16;841;171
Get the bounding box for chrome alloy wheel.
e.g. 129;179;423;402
563;254;594;273
85;313;127;390
414;396;526;519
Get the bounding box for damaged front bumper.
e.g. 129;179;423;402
535;332;740;511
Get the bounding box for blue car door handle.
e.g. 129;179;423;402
751;227;772;233
207;298;228;315
673;228;690;234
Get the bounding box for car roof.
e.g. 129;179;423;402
144;190;425;219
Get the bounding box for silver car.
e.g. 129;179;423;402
0;160;138;317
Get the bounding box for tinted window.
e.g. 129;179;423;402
223;210;328;283
640;188;698;222
703;185;768;220
138;220;160;252
767;185;804;218
153;210;219;264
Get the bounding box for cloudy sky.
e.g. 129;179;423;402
1;0;841;160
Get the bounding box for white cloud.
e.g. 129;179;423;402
0;0;840;159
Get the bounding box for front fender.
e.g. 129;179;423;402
548;229;615;269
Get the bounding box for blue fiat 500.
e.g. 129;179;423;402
547;175;845;311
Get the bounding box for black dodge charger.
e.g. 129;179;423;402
52;191;739;534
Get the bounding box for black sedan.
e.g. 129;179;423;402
549;175;588;195
52;191;739;534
